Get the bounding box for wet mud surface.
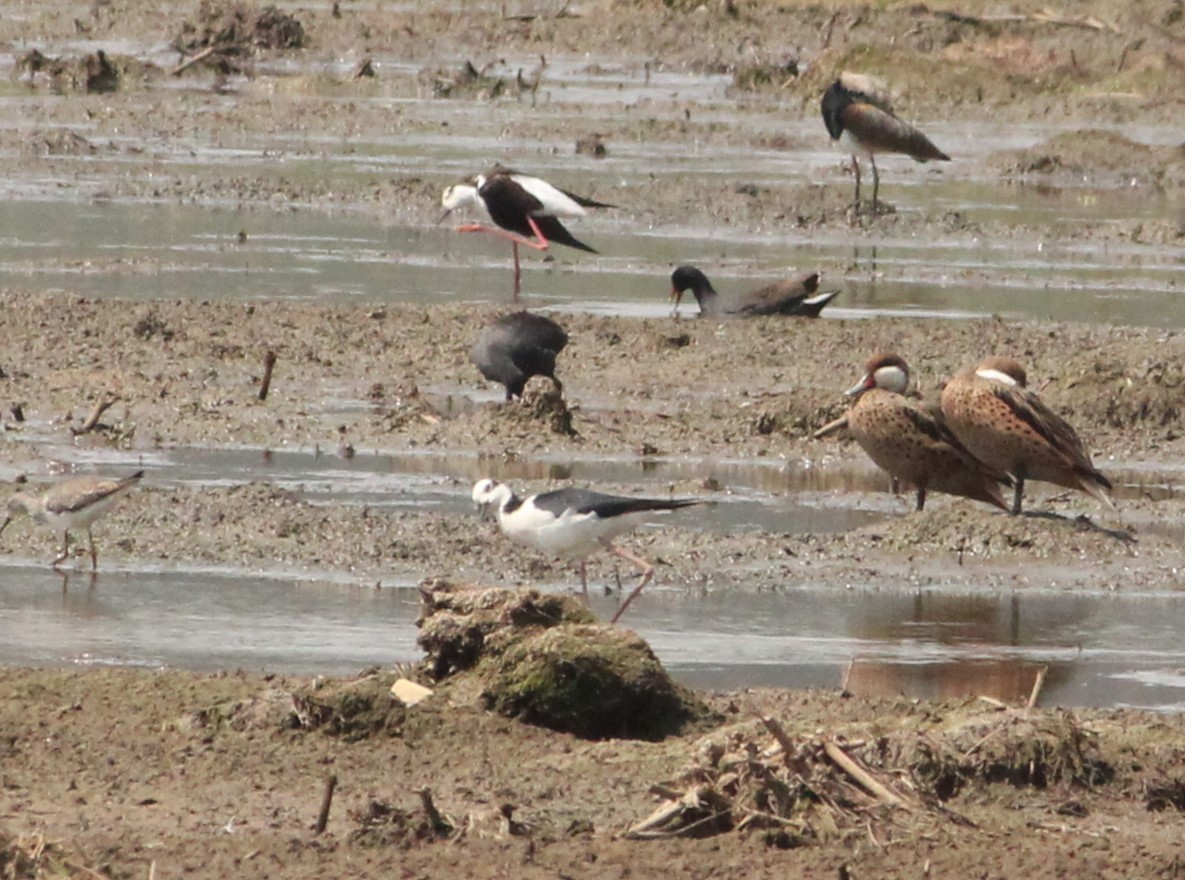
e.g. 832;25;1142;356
4;0;1185;876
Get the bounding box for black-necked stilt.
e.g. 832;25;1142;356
821;73;950;212
940;356;1114;516
439;166;614;299
843;354;1010;512
472;478;701;623
669;265;838;318
0;470;143;569
471;311;569;401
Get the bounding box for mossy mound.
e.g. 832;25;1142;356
483;624;706;741
417;580;595;677
290;674;407;741
417;580;709;740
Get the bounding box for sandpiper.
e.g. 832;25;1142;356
440;166;613;298
472;478;700;623
470;311;569;401
0;470;144;570
939;356;1114;515
844;354;1010;512
821;73;950;211
669;265;839;318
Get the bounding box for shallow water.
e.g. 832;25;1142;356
1;48;1183;325
4;564;1185;710
3;45;1184;704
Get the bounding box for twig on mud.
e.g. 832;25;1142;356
170;45;220;76
1027;665;1049;709
812;413;849;440
935;9;1118;32
417;787;455;837
626;785;732;839
1031;9;1119;33
840;657;855;693
258;350;277;401
759;716;796;761
820;11;840;48
64;861;110;880
314;773;338;834
72;396;118;435
823;740;906;807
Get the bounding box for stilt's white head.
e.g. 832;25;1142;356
472;478;514;520
438;178;484;225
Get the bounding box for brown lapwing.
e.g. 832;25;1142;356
844;354;1010;512
821;73;950;212
470;311;569;401
472;479;701;623
440;166;614;299
669;265;839;318
940;356;1115;516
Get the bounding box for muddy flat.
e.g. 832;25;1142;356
3;0;1185;877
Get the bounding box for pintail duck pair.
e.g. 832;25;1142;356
845;354;1113;515
845;355;1011;512
669;266;839;318
821;73;950;211
440;166;613;299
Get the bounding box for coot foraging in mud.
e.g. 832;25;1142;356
470;311;569;401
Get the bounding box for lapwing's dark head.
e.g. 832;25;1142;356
845;352;910;398
669;265;712;308
820;80;851;141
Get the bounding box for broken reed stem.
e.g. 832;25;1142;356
314;773;337;835
840;657;855;693
76;396;117;434
823;740;904;807
811;413;849;440
759;716;797;760
418;787;451;835
170;44;219;76
258;350;277;401
1027;665;1049;709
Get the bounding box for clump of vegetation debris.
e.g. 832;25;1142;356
628;702;1112;845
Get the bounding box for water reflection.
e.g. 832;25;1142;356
4;564;1185;709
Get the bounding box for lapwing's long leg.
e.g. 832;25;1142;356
871;155;880;211
87;527;99;571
